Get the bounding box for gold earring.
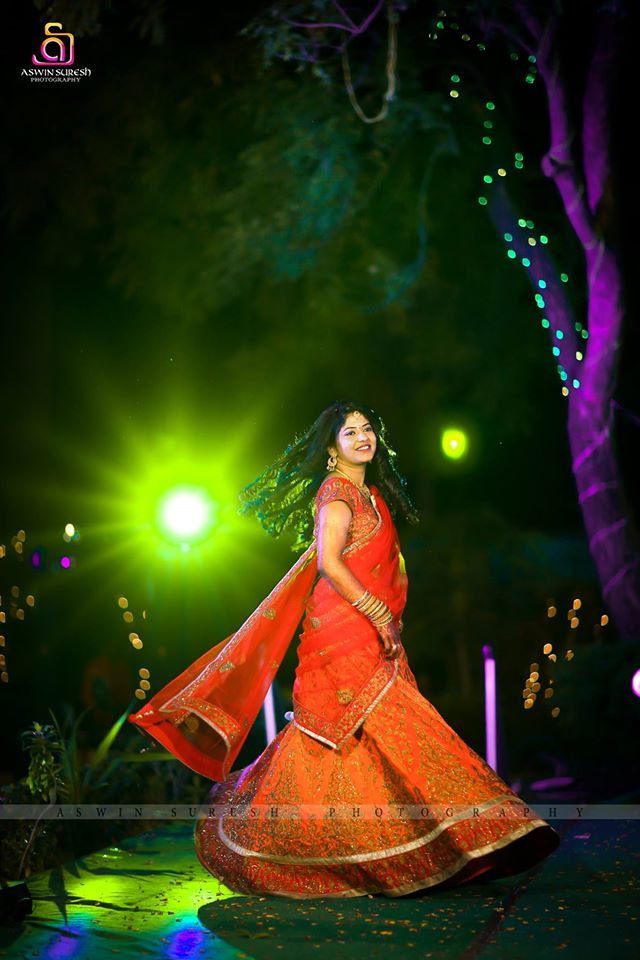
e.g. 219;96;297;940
326;452;338;471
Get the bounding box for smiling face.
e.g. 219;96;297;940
328;411;377;468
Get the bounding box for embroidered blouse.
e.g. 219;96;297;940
312;475;379;548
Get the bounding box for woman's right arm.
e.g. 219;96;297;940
316;500;401;658
316;500;367;604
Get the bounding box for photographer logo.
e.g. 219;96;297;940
22;22;91;82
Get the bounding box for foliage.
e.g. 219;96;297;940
32;0;168;43
0;703;207;880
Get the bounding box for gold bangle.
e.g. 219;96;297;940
352;589;392;626
367;604;393;625
360;597;384;615
352;589;372;609
356;596;383;615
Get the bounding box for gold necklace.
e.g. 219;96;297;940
331;465;373;502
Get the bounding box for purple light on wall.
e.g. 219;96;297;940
31;551;42;568
483;644;498;771
632;668;640;698
60;556;71;569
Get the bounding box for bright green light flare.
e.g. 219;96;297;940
157;486;217;544
441;428;468;460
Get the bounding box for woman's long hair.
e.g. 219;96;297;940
238;400;420;552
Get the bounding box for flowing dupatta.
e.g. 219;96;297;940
127;480;406;781
127;543;319;781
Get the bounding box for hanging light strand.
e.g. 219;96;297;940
341;0;397;124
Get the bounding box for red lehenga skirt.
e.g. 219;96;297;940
193;644;560;898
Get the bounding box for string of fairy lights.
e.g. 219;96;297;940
522;596;610;717
429;10;588;400
116;594;151;701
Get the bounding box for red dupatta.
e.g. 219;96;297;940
127;543;318;782
127;480;407;780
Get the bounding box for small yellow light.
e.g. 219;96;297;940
524;697;535;709
600;614;608;626
551;706;560;717
576;351;583;360
543;643;552;654
17;530;26;542
565;649;574;660
0;613;5;623
0;545;5;557
0;655;5;666
530;662;539;672
140;679;151;691
528;237;536;246
548;653;557;662
134;688;146;700
497;168;506;176
123;611;134;623
1;671;9;683
547;606;556;617
117;597;128;609
16;609;25;621
562;387;569;396
572;598;582;610
14;543;23;554
530;671;539;682
570;617;579;629
531;681;541;693
129;632;139;642
26;595;35;607
450;89;460;98
544;687;554;699
11;586;19;598
142;610;148;620
139;667;150;679
64;523;76;538
132;639;143;650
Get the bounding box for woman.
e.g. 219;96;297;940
128;400;560;898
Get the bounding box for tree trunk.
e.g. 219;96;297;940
567;250;640;639
487;2;640;640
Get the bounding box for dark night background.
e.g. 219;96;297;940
2;0;639;799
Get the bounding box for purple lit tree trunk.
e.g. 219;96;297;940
486;1;640;639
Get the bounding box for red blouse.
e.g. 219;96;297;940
313;474;380;548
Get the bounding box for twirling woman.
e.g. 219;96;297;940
128;399;559;898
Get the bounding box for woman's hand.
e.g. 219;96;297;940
376;619;402;659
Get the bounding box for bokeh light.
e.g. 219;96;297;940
441;427;468;460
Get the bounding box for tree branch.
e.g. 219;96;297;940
283;0;386;37
582;6;618;216
526;7;599;251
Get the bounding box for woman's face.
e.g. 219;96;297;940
329;411;377;467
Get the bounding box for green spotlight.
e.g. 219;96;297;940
157;486;216;545
441;428;468;460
